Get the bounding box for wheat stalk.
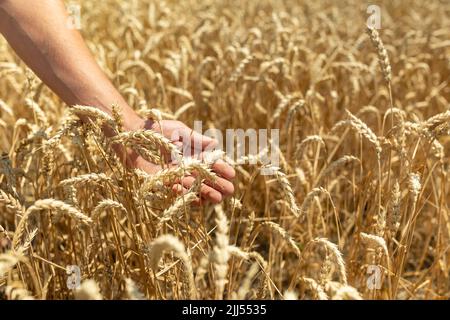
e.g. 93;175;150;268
236;263;259;299
316;155;359;185
366;27;392;82
270;167;300;217
91;199;127;221
389;181;401;233
300;277;329;300
110;129;180;158
27;199;92;225
295;135;325;159
211;205;230;299
331;110;381;156
147;234;196;299
300;187;330;216
0;189;24;215
157;192;198;229
71;105;117;130
263;221;301;258
311;238;347;285
360;232;389;257
408;173;421;205
59;173;112;188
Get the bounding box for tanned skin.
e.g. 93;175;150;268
0;0;235;204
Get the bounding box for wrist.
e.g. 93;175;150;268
122;108;147;132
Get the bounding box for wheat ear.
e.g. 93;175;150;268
300;277;329;300
74;279;103;300
125;278;145;300
157;192;198;230
91;199;127;221
366;27;392;82
59;173;112;188
312;238;347;285
147;234;196;299
263;221;301;257
211;205;230;299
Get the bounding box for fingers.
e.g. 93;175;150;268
205;177;234;199
171;183;188;195
181;176;223;204
134;119;236;205
176;150;236;203
208;176;235;196
211;159;235;180
190;170;234;196
184;148;235;179
196;153;236;180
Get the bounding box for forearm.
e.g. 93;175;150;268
0;0;142;131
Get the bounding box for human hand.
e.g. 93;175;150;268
124;118;235;204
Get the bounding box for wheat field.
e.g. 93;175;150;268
0;0;449;300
